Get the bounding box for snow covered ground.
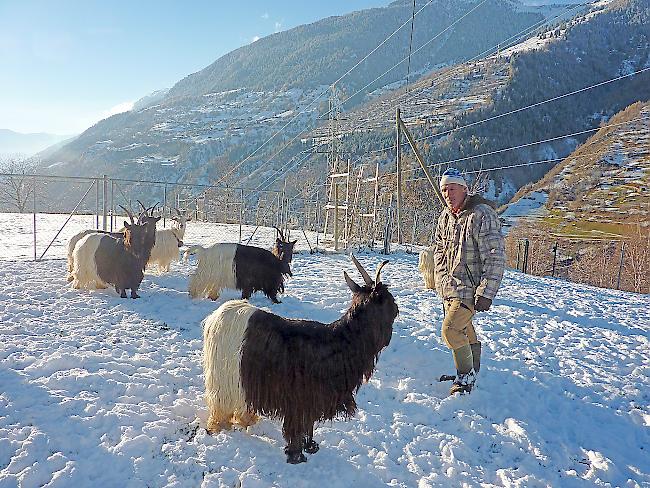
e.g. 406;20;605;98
1;213;648;487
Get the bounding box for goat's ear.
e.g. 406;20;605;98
344;271;361;293
291;240;297;245
276;238;282;244
124;221;131;229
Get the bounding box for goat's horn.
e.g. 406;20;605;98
150;202;160;216
274;226;285;241
119;205;135;225
375;260;389;284
136;200;149;223
351;254;373;285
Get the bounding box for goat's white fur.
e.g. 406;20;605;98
71;233;108;290
418;247;436;289
67;230;97;281
203;299;256;430
147;226;184;273
185;243;237;299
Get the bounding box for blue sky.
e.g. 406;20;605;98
0;1;388;135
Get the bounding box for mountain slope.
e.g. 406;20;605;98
39;0;549;183
329;0;650;202
507;100;650;235
166;0;543;99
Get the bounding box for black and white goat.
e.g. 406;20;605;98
184;229;296;303
66;202;159;281
202;255;399;463
71;207;158;298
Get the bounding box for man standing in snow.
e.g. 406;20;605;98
433;168;505;395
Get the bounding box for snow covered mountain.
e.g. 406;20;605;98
506;100;650;233
38;0;551;183
0;213;648;486
38;0;649;207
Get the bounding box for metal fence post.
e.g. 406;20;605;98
315;190;321;251
523;239;529;274
102;175;108;230
110;180;115;232
95;178;100;228
33;175;37;261
239;188;244;244
616;241;626;290
163;184;168;228
551;241;558;277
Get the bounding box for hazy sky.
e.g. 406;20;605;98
0;1;388;135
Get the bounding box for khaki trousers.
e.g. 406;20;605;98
442;298;478;350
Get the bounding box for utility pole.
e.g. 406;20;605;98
396;107;402;244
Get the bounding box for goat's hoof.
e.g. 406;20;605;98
120;292;127;298
286;452;307;464
131;293;140;299
303;440;319;454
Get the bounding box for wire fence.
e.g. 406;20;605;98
2;171;648;294
0;173;431;260
505;226;650;294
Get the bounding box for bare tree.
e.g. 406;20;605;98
622;227;650;294
0;158;37;212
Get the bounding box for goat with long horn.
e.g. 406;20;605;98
202;255;399;463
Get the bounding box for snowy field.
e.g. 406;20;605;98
0;213;648;487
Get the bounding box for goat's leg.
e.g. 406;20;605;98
303;423;319;454
233;409;259;428
130;286;140;299
206;408;233;433
241;287;253;300
207;286;221;301
282;417;307;464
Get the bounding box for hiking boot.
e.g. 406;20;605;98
449;370;476;395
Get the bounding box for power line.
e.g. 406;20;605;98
394;114;648;177
405;0;417;92
331;0;436;88
225;0;599;194
416;67;650;145
368;65;650;156
403;134;645;182
225;0;484;191
217;0;437;188
254;149;315;193
321;0;491;123
327;1;587;142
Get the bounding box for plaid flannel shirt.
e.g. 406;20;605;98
433;195;505;304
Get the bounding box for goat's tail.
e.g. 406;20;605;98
183;245;205;263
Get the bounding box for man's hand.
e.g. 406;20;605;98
475;296;492;312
